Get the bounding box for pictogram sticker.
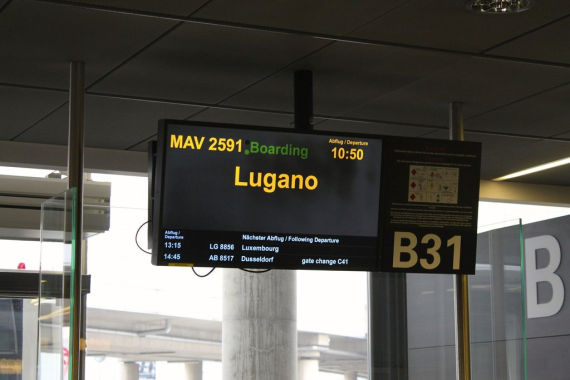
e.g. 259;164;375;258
408;165;459;204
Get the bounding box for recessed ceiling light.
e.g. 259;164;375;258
466;0;533;14
493;157;570;181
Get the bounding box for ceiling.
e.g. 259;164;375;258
0;0;569;185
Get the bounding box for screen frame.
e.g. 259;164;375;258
151;119;386;270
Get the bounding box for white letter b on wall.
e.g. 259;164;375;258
525;235;565;319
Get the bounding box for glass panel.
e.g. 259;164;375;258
406;273;456;379
38;190;74;380
406;219;526;380
0;297;40;380
83;203;371;378
80;172;371;379
470;219;525;380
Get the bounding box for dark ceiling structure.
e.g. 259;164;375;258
1;0;569;185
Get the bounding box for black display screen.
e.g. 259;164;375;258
152;120;383;270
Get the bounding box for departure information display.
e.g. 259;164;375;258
152;120;383;270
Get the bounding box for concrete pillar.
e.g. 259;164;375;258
222;269;297;380
344;371;358;380
121;362;139;380
298;359;319;380
184;361;202;380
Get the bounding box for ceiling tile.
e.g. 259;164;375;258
343;94;451;126
421;129;570;185
189;108;293;129
314;119;438;137
195;0;406;36
127;109;294;151
91;22;326;104
0;0;177;89
350;0;570;53
72;0;207;16
556;131;570;138
466;84;570;137
344;58;570;126
16;95;203;149
489;18;570;65
222;42;463;116
0;86;67;140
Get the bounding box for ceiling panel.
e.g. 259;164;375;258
489;18;570;65
195;0;406;36
16;96;203;149
91;22;326;104
222;42;464;116
466;84;570;137
189;108;293;128
128;108;294;151
423;130;570;184
72;0;208;16
0;0;177;89
0;86;67;140
0;0;568;188
344;58;570;127
350;0;570;54
314;119;439;137
556;131;570;138
344;94;451;126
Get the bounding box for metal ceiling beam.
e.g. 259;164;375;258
479;180;570;206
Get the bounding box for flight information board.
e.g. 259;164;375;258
152;120;383;270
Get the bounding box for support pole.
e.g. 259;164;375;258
68;61;85;380
344;371;358;380
368;272;408;380
450;101;471;380
298;359;319;380
122;362;140;380
294;70;313;130
183;361;203;380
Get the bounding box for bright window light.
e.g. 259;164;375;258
493;157;570;181
0;165;53;178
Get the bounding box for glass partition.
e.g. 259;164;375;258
406;219;526;380
81;203;369;379
406;272;456;379
38;190;74;380
2;167;568;380
470;220;525;380
81;173;371;379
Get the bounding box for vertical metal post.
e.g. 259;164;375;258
68;61;85;380
294;70;313;131
450;101;471;380
368;272;408;380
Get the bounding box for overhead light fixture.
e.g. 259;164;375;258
466;0;533;14
493;157;570;181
